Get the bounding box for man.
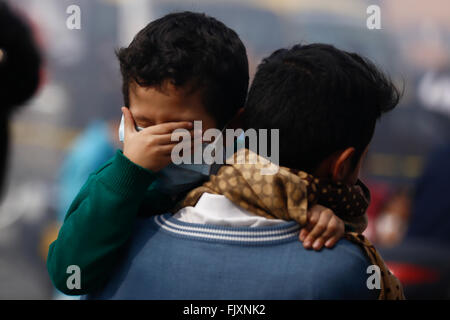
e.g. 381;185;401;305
87;44;403;299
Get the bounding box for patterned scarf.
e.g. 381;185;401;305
181;148;405;300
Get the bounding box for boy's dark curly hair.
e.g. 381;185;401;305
117;11;249;128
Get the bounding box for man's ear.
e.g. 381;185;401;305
227;107;244;130
331;147;356;182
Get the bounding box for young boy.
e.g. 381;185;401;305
47;12;359;296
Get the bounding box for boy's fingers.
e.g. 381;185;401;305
149;129;202;148
158;138;198;155
304;212;332;245
299;228;308;242
173;129;202;143
153;133;175;145
121;107;136;135
321;218;345;249
306;206;321;227
158;143;180;155
317;217;342;241
324;236;340;248
312;237;325;251
153;130;196;145
145;121;194;135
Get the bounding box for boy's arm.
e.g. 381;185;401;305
47;150;157;295
299;205;368;251
47;108;194;296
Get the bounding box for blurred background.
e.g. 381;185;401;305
1;0;449;299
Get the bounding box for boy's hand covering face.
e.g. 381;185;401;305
299;205;345;251
121;107;197;172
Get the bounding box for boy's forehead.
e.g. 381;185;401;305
128;80;216;127
130;83;201;108
129;79;198;98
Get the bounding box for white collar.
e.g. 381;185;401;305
173;193;286;227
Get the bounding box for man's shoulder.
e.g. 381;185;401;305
285;236;369;261
283;238;380;299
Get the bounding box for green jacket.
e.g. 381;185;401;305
47;150;175;295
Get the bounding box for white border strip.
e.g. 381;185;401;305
160;215;300;236
155;216;299;243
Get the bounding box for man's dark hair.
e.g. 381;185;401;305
243;43;400;173
117;11;249;128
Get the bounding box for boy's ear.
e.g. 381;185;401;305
227;107;245;130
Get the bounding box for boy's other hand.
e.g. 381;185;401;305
299;204;345;251
121;107;194;172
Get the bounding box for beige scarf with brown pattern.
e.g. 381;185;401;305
180;148;405;300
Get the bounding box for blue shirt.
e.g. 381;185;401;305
58;120;115;222
87;214;379;299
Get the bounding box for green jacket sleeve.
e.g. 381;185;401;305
47;150;157;295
